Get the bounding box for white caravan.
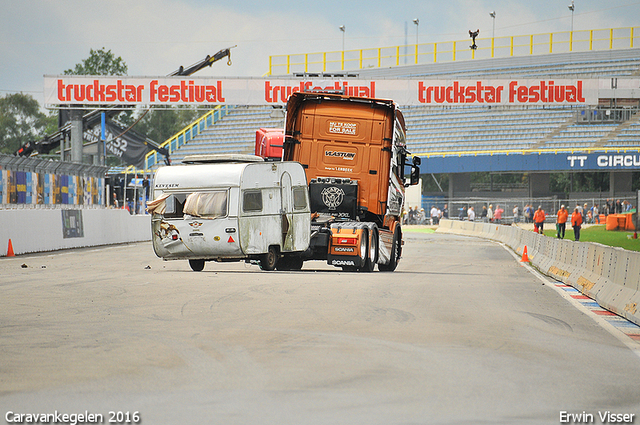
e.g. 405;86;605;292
149;154;310;271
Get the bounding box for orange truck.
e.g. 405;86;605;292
279;91;420;271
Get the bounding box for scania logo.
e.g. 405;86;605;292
335;247;355;252
321;186;345;210
331;259;355;266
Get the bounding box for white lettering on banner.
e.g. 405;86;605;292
597;154;640;168
43;76;610;106
567;155;588;167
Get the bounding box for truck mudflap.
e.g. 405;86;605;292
327;222;377;269
377;229;393;265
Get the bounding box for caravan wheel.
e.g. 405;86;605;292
259;246;278;271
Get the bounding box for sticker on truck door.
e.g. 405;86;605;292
328;121;358;136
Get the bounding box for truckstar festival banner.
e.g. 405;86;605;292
44;76;606;106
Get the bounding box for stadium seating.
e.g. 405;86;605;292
168;106;284;163
165;48;640;163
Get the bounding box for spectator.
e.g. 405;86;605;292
442;204;449;219
513;204;520;223
592;204;600;224
487;204;494;222
527;204;534;223
571;207;583;241
605;199;612;215
524;204;531;223
494;205;504;223
430;205;439;225
459;206;465;220
556;205;568;239
533;205;546;234
481;205;488;222
468;206;475;221
615;199;622;214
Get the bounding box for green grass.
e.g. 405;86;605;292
404;227;436;234
542;225;640;252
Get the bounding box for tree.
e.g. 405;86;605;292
135;107;202;145
0;93;55;154
64;48;128;76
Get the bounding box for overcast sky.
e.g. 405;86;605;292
2;0;639;107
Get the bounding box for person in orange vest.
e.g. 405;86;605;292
556;205;569;239
533;205;546;234
571;207;583;241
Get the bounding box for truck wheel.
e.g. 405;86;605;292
379;226;400;272
361;228;378;272
259;246;278;271
358;231;368;267
189;259;205;272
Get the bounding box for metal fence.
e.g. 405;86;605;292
268;26;640;75
419;195;637;225
0;154;108;209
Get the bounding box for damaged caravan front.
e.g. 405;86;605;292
149;155;310;271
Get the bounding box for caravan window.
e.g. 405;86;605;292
183;191;228;218
243;191;263;212
293;187;307;210
163;193;188;218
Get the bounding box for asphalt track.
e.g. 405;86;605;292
2;230;640;425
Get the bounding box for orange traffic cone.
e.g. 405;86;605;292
520;245;529;262
7;239;15;257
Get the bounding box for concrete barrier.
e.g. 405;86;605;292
436;219;640;326
1;208;151;256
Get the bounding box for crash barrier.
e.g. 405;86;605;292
1;208;151;256
436;219;640;326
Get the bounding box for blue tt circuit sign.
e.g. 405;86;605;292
419;152;640;174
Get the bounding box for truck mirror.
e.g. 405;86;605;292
413;156;421;166
407;165;420;187
411;166;420;185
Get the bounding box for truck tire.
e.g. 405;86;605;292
379;226;400;272
189;259;205;272
361;227;378;272
259;246;278;271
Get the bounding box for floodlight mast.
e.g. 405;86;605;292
568;1;575;33
489;11;496;39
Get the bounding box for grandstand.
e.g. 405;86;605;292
165;106;284;164
147;37;640;200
